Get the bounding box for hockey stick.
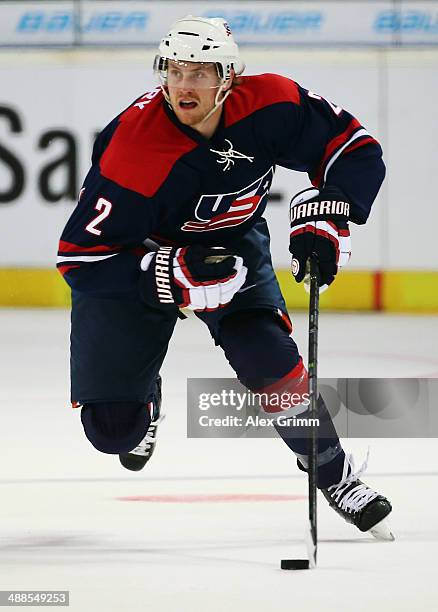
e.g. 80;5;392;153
306;253;319;567
281;253;319;570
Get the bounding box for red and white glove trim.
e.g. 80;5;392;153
173;248;247;311
290;220;351;269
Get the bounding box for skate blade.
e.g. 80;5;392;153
368;518;395;541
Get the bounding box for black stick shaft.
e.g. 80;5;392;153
308;254;320;567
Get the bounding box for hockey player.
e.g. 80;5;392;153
58;16;392;539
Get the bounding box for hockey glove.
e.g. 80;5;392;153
289;186;351;292
139;245;247;312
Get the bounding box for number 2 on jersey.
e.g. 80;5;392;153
308;90;343;116
85;197;112;236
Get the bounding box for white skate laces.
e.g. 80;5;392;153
326;451;379;514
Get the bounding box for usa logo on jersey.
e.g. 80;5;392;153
181;167;274;232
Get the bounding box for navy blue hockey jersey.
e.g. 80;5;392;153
58;73;385;297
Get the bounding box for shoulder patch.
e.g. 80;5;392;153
225;74;300;128
99;90;197;198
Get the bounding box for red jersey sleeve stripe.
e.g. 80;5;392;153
313;119;362;186
342;136;378;156
58;240;122;254
322;119;362;165
57;264;81;276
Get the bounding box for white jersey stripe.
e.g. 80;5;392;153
324;128;369;183
56;253;119;264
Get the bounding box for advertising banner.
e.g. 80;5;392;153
0;1;437;47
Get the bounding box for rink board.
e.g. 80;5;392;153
1;267;438;312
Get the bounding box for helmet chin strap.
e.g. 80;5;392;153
200;82;231;124
160;81;232;126
160;84;172;106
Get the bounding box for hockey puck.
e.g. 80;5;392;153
281;559;310;570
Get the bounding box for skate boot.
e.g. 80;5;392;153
119;377;163;472
321;453;394;541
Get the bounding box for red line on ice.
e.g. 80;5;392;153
116;493;306;503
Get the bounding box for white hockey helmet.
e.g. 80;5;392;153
154;15;245;86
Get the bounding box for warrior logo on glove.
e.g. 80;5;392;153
139;245;247;312
154;247;174;303
290;198;350;224
289;186;352;291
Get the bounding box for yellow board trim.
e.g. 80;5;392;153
1;268;438;312
382;271;438;313
275;269;376;311
0;269;71;307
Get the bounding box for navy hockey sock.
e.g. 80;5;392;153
274;391;346;489
220;310;345;488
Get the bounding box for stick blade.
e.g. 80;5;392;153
305;521;317;568
281;559;310;570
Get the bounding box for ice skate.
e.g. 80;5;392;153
119;377;163;472
322;453;394;541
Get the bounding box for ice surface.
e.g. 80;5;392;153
1;309;437;611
